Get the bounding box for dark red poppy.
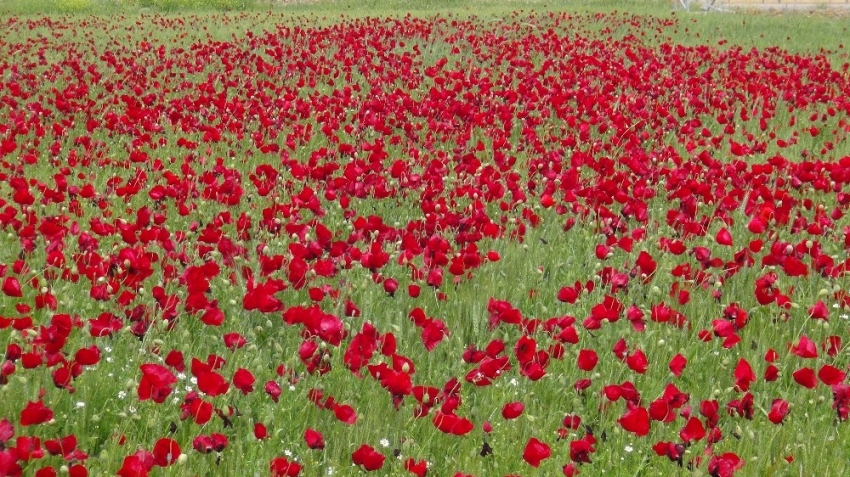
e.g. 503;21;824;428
303;428;325;450
569;437;595;464
707;452;744;477
265;380;282;403
43;434;76;458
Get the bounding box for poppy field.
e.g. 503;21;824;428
1;4;849;477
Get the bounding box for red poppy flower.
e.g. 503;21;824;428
652;441;685;464
626;349;648;374
733;359;755;392
352;444;385;471
768;398;790;424
270;457;302;477
764;348;780;362
232;368;255;394
669;353;687;377
404;458;428;477
764;364;780;382
382;278;398;296
74;345;101;366
192;433;227;454
15;435;43;461
199;306;224;326
577;349;598;371
612;339;629;361
823;336;842;357
152;438;180;467
164;350;185;372
679;417;706;443
562;414;582;430
716;228;733;246
223;332;247;350
265;380;282;403
790;335;818;358
522;437;551;467
68;464;87;477
2;277;22;298
138;364;177;404
569;437;594;464
185;396;213;425
332;403;357;425
197;370;229;397
557;284;580;303
833;384;850;421
433;411;474;435
618;403;650;436
818;364;846;386
43;434;76;457
20;400;53;426
304;428;325;450
707;452;744;477
116;455;151;477
421;319;449;351
501;401;525;420
808;300;829;320
792;367;817;389
192;435;217;454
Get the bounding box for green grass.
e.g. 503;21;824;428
2;0;846;60
0;0;257;14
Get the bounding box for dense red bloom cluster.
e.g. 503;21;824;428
0;9;848;477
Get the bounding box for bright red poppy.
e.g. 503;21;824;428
352;444;385;471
